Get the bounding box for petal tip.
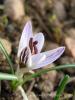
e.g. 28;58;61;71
26;20;32;26
56;46;65;57
60;46;65;52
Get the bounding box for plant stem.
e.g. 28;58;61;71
18;86;28;100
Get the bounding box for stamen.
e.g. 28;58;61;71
33;41;38;45
29;38;33;53
29;38;38;54
34;45;38;54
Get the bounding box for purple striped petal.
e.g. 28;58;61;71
31;47;65;70
26;48;32;68
17;21;33;57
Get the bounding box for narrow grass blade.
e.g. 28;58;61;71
0;72;18;80
0;40;14;74
23;64;75;84
54;75;70;100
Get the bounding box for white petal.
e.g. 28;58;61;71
27;53;46;70
31;47;65;69
31;53;46;66
17;21;33;57
33;33;44;52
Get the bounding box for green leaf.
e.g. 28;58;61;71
23;64;75;84
0;72;18;80
0;40;14;74
0;5;4;10
54;75;70;100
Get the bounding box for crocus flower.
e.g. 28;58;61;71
17;21;65;70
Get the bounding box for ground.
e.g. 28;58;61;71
0;0;75;100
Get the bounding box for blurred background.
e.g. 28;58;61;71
0;0;75;100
